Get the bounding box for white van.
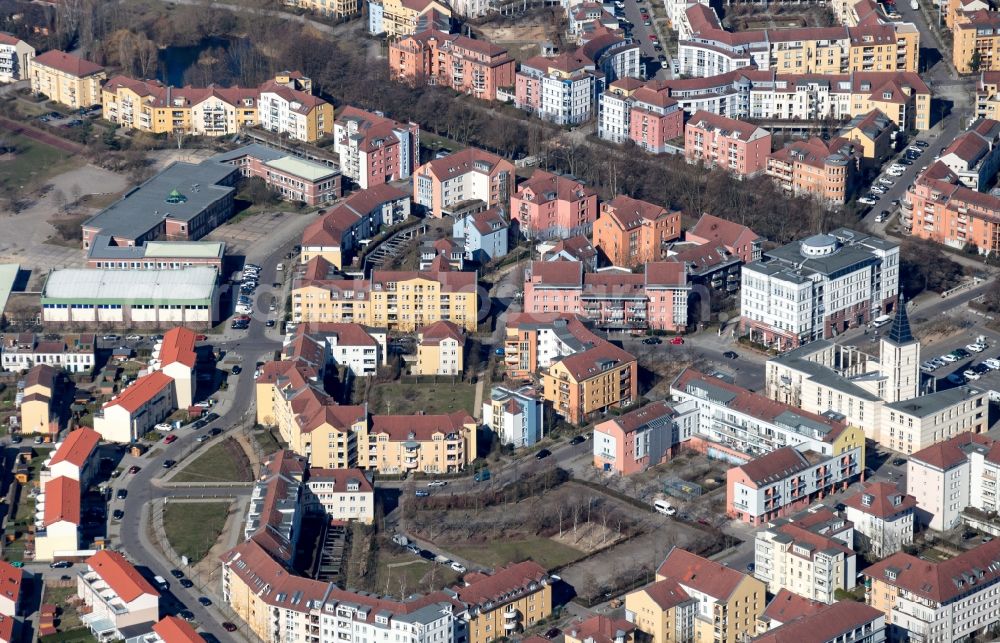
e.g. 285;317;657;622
653;499;676;516
872;314;892;328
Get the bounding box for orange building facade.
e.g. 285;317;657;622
510;170;599;239
389;29;516;101
592;195;680;268
766;137;860;204
903;161;1000;254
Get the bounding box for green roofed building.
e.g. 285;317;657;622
41;267;218;329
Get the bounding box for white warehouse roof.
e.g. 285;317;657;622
42;267;217;303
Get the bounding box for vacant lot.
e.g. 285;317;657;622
164;501;232;562
450;537;583;569
365;380;477;415
373;548;461;598
171;438;252;483
0;133;82;195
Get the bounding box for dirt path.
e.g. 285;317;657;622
0;116;84;154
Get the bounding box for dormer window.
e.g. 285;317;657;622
862;494;873;507
883;91;892;99
885;569;897;580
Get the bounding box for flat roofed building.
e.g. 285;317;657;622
213;144;341;205
86;238;225;272
41;267;218;329
81;160;239;250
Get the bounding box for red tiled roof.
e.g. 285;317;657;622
87;550;159;602
43;476;80;526
909;432;994;470
307;467;373;493
0;33;23;46
258;80;327;113
644;262;686;287
419;320;464;345
688;110;763;140
469;207;507;236
734;447;810;487
49;428;100;469
34;50;103;77
103;371;174;414
599;401;673;436
600;195;668;230
160;326;197;369
567;615;635;643
842;481;916;519
636;578;691;610
296;323;380;348
516;170;596;204
370;410;473;440
545;235;597;262
0;561;22;609
422;147;511;180
865;538;1000;604
657;547;747;600
772;523;854;559
556;341;635;382
24;364;57;390
753;602;884;643
454;561;547;607
760;589;824;626
528;260;583;287
152;616;202;643
371;267;476;293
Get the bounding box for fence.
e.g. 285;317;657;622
664;477;703;501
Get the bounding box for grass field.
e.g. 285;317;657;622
171;438;252;483
448;537;584;570
366;380;477;415
42;585;86;631
253;429;283;455
0;133;81;194
40;628;98;643
373;550;460;598
164;501;231;562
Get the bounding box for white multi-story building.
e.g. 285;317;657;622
0;34;34;83
152;326;195;410
843;481;915;558
283;323;387;378
755;521;857;604
752;601;886;643
304;467;375;524
483;386;544;449
77;551;161;638
907;432;1000;531
741;229;899;350
865;538;1000;642
94;371;177;444
515;52;601;126
1;333;96;374
258;81;330;142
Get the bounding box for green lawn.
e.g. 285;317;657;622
448;538;584;570
374;550;460;598
366;380;477;415
171;438;252;483
163;501;231;563
0;134;81;194
253;429;283;455
43;586;85;630
40;628;98;643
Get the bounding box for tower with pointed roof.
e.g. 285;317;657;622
880;299;919;403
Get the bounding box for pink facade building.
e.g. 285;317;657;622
684;110;772;177
216;145;341;205
523;260;689;332
628;86;685;153
333;106;420;190
685;213;762;264
510;170;599;239
593;401;677;475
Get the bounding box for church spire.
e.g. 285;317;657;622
886;297;914;344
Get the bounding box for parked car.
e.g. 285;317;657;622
126;334;143;341
155;423;173;432
231;365;242;375
858;197;877;205
669;337;685;345
162;459;176;468
180;579;194;588
474;469;491;482
535;448;552;460
222;623;238;632
49;561;72;569
892;458;906;466
198;596;213;606
450;562;466;573
112;509;125;520
164;434;178;444
723;351;739;359
915;140;929;147
427;480;447;487
196;434;210;442
963;369;981;380
116;489;128;500
545;628;561;639
415;490;430;497
569;435;587;445
642;336;662;344
128;465;141;474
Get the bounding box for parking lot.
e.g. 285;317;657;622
34;104;102;129
918;327;1000;401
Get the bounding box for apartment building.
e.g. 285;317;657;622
29;50;105;109
77;551;160;635
597;78;685;153
511;170;599;240
19;364;59;437
843;481;915;558
483;386;544;448
304;467;375;523
243;449;308;564
333;107;419;189
453;207;509;262
903;160;1000;252
593;401;678;475
906;433;1000;531
592;196;680;268
2;333;95;374
624;578;696;643
566;616;635;643
285;0;360;18
542;336;637;424
149;617;203;643
937;118;1000;191
284;322;387;377
301;185;410;270
687;214;762;264
839;109;897;166
415;320;464;375
755;590;824;633
727;446;862;525
456;561;553;643
0;34;34;83
413;148;515;218
667;213;761;292
670;367;866;463
752;602;886;643
151;326;196;410
390;29;516;102
0;561;22;619
86;239;225;272
214;144;341;205
45;428;100;487
34;475;80;561
754;522;857;604
516;52;599;126
419;239;464;271
94;371;177;443
540;235;599;270
684;111;772;178
954;10;1000;73
741;229;899;349
766;137;860;204
259;80;334;142
523;261;689;332
975;70;1000;119
645;548;765;643
369;0;452;38
501;312;603;379
865;538;1000;642
292;262;478;331
677;5;919;76
366;412;478;474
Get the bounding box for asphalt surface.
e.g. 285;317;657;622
618;0;668;78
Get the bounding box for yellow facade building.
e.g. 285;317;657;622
30;50;106;109
954;10;1000;74
456;561;552;643
285;0;361;17
19;364;59;437
542;342;637;425
378;0;452;39
292;260;479;332
415;320;465;376
364;412;477;474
